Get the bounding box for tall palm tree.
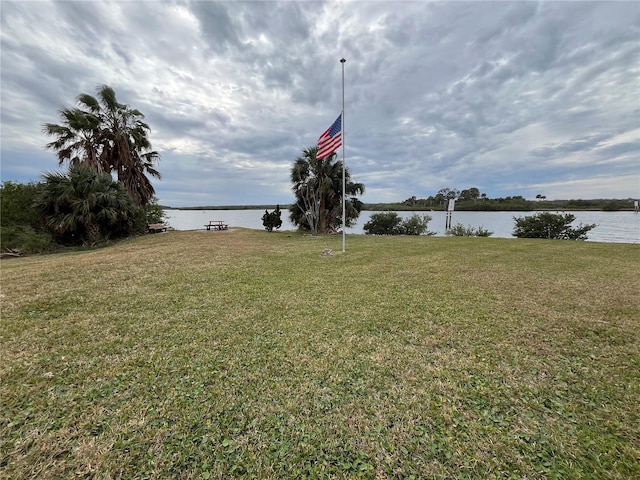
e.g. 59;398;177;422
290;146;364;234
43;85;160;206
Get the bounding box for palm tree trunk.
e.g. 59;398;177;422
319;196;327;234
85;221;101;246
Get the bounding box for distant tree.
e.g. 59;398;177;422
437;187;459;200
513;212;596;240
402;195;418;206
36;165;141;246
262;205;283;232
289;146;364;234
459;188;482;201
43;85;161;206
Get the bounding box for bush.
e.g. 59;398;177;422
364;212;403;235
36;165;141;246
1;225;54;254
446;224;493;237
513;212;596;240
146;196;167;225
262;205;283;232
0;181;55;254
0;181;42;229
364;212;435;235
399;214;436;235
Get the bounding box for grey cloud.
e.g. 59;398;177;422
596;142;640;162
531;133;614;158
188;1;241;54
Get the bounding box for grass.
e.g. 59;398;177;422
1;229;638;479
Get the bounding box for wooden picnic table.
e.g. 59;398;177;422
147;223;167;233
205;220;229;231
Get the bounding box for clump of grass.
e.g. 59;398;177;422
1;229;639;478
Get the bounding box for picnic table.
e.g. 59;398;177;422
147;223;167;233
205;220;229;231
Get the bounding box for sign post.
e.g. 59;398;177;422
446;199;455;230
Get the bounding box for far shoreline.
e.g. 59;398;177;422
163;199;637;213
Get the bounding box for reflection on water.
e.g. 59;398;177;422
164;209;640;244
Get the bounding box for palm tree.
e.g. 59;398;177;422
42;107;104;172
43;85;160;206
289;147;364;234
36;165;139;246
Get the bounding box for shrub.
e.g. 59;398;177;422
398;214;436;236
446;224;493;237
0;181;55;253
0;225;54;254
146;196;167;225
363;212;404;235
1;181;42;229
36;165;141;246
513;212;596;240
262;205;283;232
364;212;435;235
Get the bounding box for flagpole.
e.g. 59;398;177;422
340;57;346;253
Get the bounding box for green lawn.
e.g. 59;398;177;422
1;229;638;479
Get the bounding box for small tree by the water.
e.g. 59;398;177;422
145;196;166;225
262;205;283;232
513;212;596;240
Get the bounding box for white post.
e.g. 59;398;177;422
341;57;346;252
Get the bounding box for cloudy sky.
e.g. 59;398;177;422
1;1;638;207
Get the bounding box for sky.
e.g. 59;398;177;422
1;0;639;207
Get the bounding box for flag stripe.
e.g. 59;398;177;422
318;134;342;159
317;113;342;160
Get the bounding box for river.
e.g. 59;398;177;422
164;209;640;244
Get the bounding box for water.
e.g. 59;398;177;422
164;209;640;244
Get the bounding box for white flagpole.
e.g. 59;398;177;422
340;57;346;252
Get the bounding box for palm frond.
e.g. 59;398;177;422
77;94;100;113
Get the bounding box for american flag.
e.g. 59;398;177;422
317;113;342;160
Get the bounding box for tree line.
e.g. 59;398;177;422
366;188;635;212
